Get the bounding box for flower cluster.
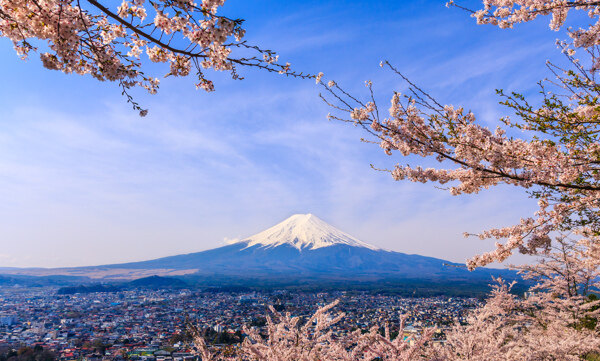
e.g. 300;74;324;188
449;0;600;70
0;0;312;114
190;299;435;361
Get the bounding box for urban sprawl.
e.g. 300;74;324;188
0;288;479;360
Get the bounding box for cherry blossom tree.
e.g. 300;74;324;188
319;0;600;271
434;280;526;360
435;237;600;360
314;2;600;358
189;299;435;361
0;0;312;115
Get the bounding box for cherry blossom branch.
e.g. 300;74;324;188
0;0;314;114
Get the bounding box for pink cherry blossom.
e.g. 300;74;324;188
0;0;313;113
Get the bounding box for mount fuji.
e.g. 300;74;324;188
235;213;380;251
1;214;517;293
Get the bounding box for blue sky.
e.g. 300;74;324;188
0;0;577;267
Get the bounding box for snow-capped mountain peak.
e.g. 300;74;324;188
236;213;380;251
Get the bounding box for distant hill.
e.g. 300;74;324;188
128;275;188;288
0;274;90;287
57;284;121;294
56;276;188;294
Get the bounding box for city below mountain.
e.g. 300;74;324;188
0;214;518;296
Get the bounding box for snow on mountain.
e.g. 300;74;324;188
235;213;380;251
